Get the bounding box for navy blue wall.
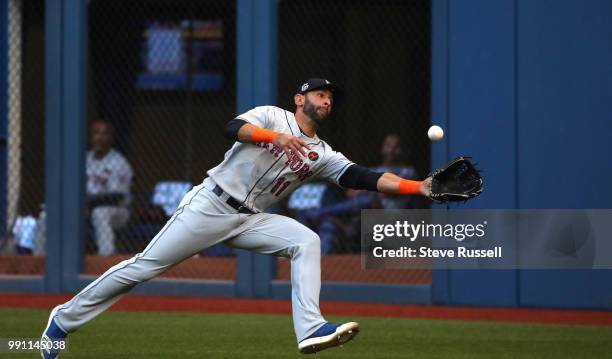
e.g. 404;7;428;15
432;0;612;309
517;0;612;310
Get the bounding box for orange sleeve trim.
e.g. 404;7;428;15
398;179;422;195
251;128;279;143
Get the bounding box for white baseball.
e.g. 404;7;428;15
428;125;444;141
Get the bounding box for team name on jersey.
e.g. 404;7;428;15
285;153;313;181
255;142;313;182
255;142;284;157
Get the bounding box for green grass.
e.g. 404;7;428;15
1;308;611;358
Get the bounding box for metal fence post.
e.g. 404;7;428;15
235;0;255;298
44;0;63;293
251;0;278;298
236;0;278;298
61;0;87;292
45;0;86;293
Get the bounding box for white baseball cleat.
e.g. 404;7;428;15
298;322;360;354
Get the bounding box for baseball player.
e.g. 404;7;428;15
40;78;433;358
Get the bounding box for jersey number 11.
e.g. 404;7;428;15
271;176;291;196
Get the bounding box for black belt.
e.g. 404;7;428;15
212;185;254;214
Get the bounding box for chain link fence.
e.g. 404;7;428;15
0;0;46;276
83;0;237;280
275;0;432;285
2;0;431;285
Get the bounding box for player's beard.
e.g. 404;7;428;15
303;97;329;126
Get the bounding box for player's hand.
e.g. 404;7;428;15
419;177;432;197
273;133;310;158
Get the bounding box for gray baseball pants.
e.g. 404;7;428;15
52;177;326;342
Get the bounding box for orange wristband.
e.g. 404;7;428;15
251;128;279;143
398;179;422;194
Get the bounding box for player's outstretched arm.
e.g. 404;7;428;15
376;172;431;197
224;119;309;158
338;165;431;197
339;157;483;203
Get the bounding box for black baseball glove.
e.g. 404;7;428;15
427;156;483;203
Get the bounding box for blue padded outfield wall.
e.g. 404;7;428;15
431;0;612;309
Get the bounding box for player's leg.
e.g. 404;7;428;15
50;183;239;334
225;213;359;352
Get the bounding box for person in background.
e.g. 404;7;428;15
86;119;134;256
370;133;417;209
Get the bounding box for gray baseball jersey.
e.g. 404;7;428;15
208;106;354;212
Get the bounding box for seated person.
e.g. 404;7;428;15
86;119;134;256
